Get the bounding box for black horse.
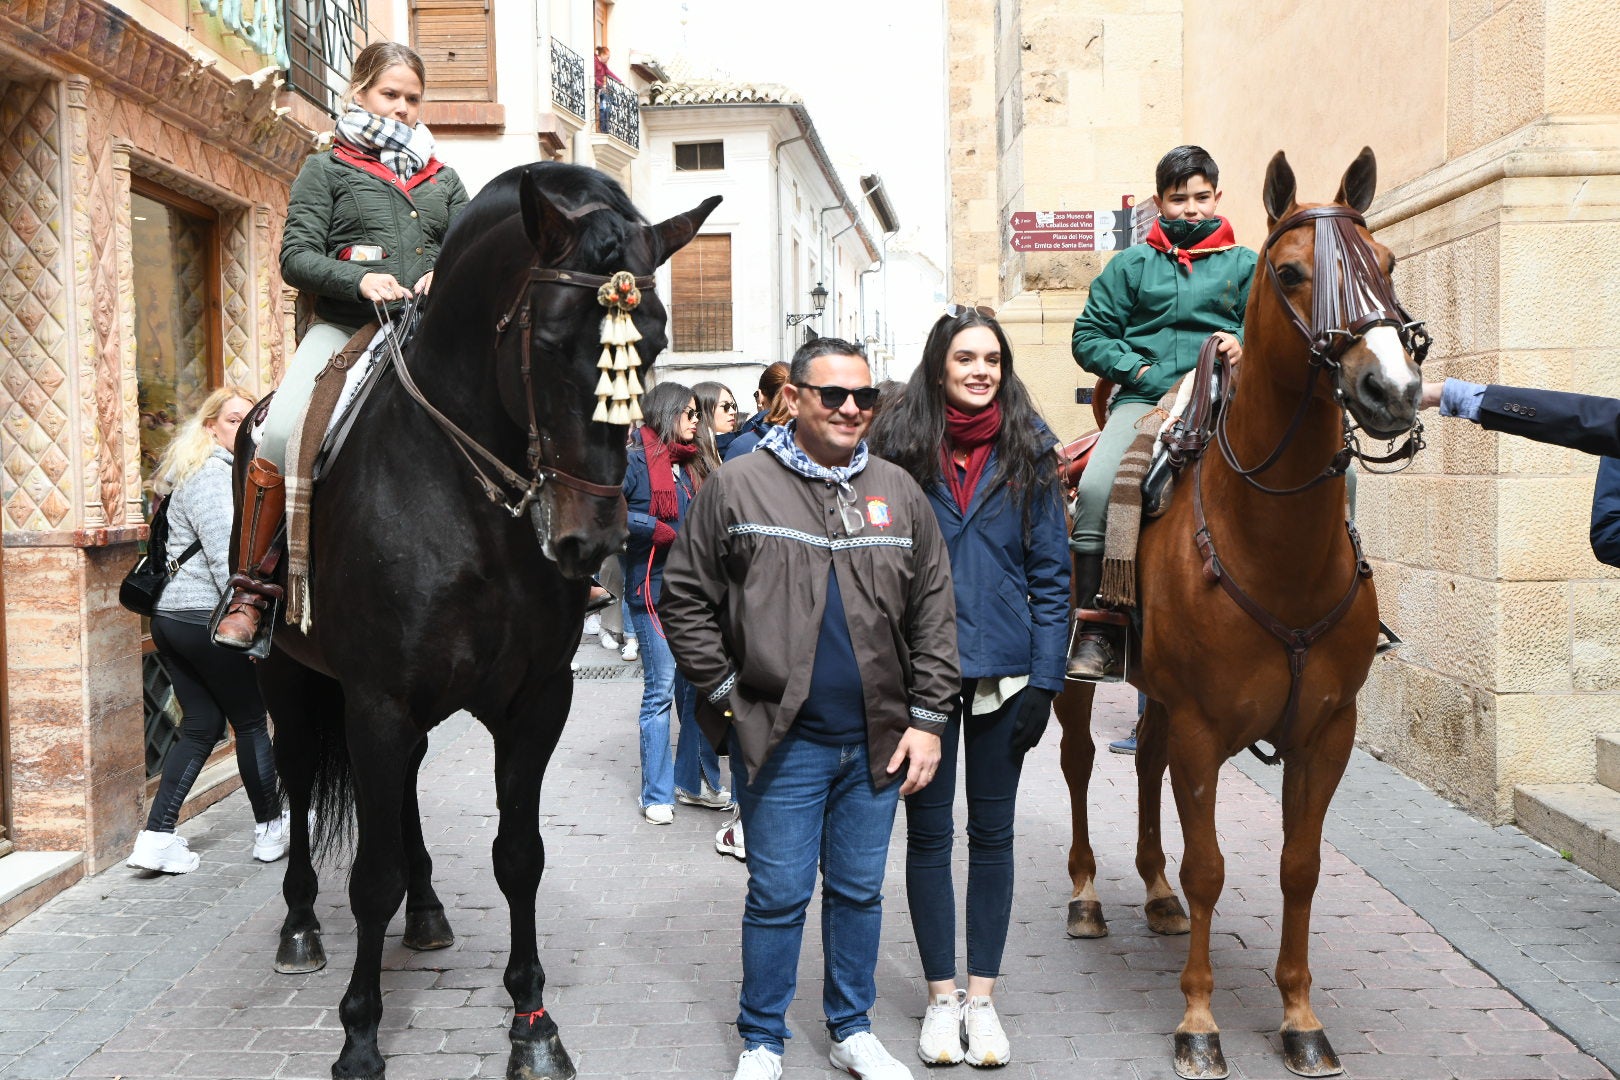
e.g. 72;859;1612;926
249;162;719;1080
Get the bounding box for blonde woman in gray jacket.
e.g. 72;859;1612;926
128;387;287;874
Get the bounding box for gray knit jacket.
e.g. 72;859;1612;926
154;448;235;616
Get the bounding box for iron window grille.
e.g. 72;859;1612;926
596;78;641;149
283;0;368;118
551;38;588;121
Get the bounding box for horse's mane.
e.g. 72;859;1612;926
435;163;648;281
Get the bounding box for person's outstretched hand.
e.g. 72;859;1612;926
1420;380;1444;410
1010;688;1056;756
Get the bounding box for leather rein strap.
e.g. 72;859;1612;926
388;267;655;518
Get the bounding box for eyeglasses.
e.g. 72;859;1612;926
944;303;997;319
834;482;864;536
682;407;701;421
796;383;880;411
718;401;739;413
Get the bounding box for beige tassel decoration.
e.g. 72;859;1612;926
625;344;642;370
598;346;614;371
628;397;643;422
612;371;630;401
626;368;643;396
592;398;609;423
609;401;630;424
594;371;615;397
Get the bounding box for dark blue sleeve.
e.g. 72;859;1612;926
1025;484;1072;692
623;453;656;540
1477;385;1620;458
1591;457;1620;568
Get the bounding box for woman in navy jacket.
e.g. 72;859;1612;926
623;381;727;824
868;306;1069;1068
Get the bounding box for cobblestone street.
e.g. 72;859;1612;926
2;657;1618;1080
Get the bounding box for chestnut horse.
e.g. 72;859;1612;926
1056;148;1425;1080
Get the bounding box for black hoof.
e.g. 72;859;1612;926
331;1059;384;1080
1173;1031;1228;1080
1066;898;1109;938
1281;1029;1343;1077
275;928;327;974
401;907;454;951
1146;895;1192;936
508;1034;576;1080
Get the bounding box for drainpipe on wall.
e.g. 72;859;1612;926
772;133;807;361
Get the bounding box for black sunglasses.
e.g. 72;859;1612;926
944;303;997;319
682;407;701;421
797;383;880;411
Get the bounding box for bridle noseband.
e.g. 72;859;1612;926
1215;204;1430;496
386;265;656;518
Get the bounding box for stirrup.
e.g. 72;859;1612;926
209;579;282;660
1066;609;1129;684
1375;619;1403;656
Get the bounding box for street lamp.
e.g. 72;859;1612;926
786;282;828;327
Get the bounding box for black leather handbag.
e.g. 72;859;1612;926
119;496;201;616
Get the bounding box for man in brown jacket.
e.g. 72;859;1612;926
662;338;960;1080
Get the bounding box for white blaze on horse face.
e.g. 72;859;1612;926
1362;325;1419;393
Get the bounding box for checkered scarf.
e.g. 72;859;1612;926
334;104;436;180
759;420;869;488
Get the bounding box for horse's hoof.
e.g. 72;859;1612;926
1281;1029;1343;1077
1066;899;1109;938
330;1059;384;1080
402;907;455;951
1146;895;1191;936
275;928;327;974
508;1033;576;1080
1173;1032;1228;1080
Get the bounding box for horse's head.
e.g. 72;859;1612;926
487;165;720;579
1258;148;1427;440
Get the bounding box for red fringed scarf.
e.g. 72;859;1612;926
941;401;1002;512
641;425;697;521
1144;216;1239;272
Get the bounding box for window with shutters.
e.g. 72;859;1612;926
671;234;733;352
411;0;496;103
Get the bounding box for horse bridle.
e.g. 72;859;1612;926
1215;204;1431;496
385;266;655;518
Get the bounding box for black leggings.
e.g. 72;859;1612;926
147;615;279;831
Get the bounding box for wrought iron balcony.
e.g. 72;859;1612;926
672;301;733;352
596;77;641;150
551;38;587;121
282;0;367;117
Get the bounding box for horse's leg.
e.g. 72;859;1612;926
1055;680;1107;937
1168;721;1229;1080
333;710;420;1080
262;653;327;974
493;675;576;1080
1136;699;1190;935
400;740;454;951
1274;707;1355;1078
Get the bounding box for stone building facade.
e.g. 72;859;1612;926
948;0;1620;828
0;0;317;925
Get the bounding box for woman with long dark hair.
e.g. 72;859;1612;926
623;381;730;824
868;306;1070;1067
691;380;739;475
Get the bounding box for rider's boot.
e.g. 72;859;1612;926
1066;553;1119;681
214;458;286;649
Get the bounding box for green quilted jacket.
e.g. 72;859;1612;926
1071;241;1257;408
280;144;470;331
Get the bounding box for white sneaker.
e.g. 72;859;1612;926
962;996;1010;1067
733;1046;783;1080
715;813;746;861
829;1031;914;1079
675;778;734;809
620;638;639;662
582;612;602;637
644;803;674;825
127;830;200;874
600;630;620;651
918;989;966;1065
253;810;291;862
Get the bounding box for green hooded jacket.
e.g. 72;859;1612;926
1071;239;1257;408
280;144;470;331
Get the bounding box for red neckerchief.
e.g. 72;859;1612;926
1144;216;1239;272
640;425;697;522
941;401;1002;512
332;140;445;195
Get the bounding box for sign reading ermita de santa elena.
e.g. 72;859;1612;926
1009;196;1154;252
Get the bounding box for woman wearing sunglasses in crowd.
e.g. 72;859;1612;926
868;305;1070;1068
692;380;740;474
623;381;731;825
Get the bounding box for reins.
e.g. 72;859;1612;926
379;264;655;518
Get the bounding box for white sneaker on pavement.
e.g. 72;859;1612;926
962;996;1010;1067
918;988;966;1065
127;830;200;874
582;612;602;637
621;637;639;662
600;630;620;651
829;1031;914;1079
715;813;745;861
253;809;291;862
643;803;674;825
733;1046;783;1080
675;778;734;809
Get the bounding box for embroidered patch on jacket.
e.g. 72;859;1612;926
865;497;892;528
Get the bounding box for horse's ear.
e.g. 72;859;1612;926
519;168;572;263
1263;151;1296;226
1336;146;1377;214
650;195;724;264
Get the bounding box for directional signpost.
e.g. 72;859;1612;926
1009;197;1142;252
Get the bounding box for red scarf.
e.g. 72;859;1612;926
641;425;697;521
1144;216;1239;272
941;401;1002;512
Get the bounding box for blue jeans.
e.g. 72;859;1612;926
904;682;1025;982
631;607;720;807
732;730;901;1054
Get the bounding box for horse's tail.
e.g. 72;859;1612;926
307;684;356;863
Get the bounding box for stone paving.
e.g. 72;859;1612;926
0;661;1617;1079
